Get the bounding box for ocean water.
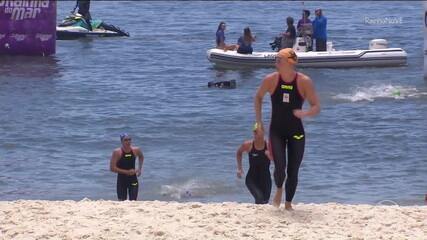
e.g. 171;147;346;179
0;1;426;205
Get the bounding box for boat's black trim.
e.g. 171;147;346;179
209;50;406;65
209;54;406;66
56;30;127;40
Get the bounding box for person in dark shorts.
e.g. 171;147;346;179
73;0;93;31
110;133;144;201
236;123;272;204
254;48;320;210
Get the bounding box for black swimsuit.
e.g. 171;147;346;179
116;148;138;201
245;141;272;204
269;73;305;202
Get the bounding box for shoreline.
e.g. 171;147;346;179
1;200;425;240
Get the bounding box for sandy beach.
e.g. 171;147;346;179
0;200;425;240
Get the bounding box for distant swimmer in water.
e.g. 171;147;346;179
208;79;236;89
236;123;272;204
110;133;144;201
255;48;320;210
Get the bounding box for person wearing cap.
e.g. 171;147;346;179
110;134;144;201
254;48;320;210
236;123;272;204
216;21;238;51
312;9;327;51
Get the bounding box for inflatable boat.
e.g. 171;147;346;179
57;13;129;40
207;39;407;68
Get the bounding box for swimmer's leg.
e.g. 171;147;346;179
261;173;272;204
269;130;287;207
285;135;305;210
117;176;128;201
128;180;139;201
246;174;266;204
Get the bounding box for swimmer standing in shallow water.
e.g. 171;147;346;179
236;123;272;204
254;48;320;210
110;133;144;201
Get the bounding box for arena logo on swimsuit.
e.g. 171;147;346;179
293;134;304;140
0;0;50;20
281;85;293;90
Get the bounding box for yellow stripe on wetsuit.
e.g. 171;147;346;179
293;134;304;140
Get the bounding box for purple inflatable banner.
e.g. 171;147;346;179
0;0;56;56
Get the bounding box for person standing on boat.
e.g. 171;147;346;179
73;0;93;31
236;27;256;54
312;8;327;51
254;48;320;210
236;123;272;204
216;21;238;51
110;133;144;201
297;10;313;51
297;10;312;35
281;17;297;49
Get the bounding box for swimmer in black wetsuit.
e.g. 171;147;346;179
254;48;320;210
236;123;272;204
110;133;144;201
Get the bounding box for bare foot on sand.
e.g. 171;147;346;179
284;201;294;211
272;188;283;208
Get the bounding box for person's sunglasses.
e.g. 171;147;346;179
123;138;132;142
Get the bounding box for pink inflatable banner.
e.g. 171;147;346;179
0;0;56;56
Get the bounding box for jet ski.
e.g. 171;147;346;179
56;13;129;40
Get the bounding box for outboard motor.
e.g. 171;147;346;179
369;39;388;49
270;36;282;51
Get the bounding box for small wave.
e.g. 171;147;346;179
376;199;399;206
333;84;427;102
160;179;217;200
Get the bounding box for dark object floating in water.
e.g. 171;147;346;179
208;80;236;89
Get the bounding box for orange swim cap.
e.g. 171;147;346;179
277;48;298;65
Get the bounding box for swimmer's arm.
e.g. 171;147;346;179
255;75;273;128
135;147;144;176
236;141;251;178
302;76;320;117
295;75;320;118
110;150;132;175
